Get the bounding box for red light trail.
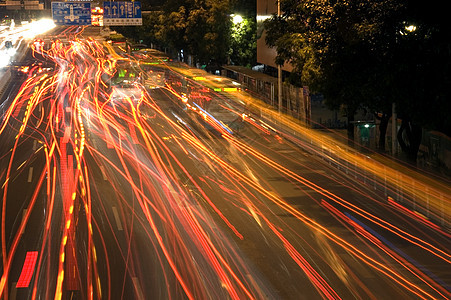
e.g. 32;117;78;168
0;26;449;299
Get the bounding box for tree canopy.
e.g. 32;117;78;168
229;15;257;67
114;0;257;68
264;0;451;156
158;0;233;66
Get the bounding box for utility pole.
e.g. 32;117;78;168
392;102;397;155
277;0;282;114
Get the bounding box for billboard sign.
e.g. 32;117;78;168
52;2;92;25
103;1;142;26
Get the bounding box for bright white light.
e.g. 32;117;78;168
400;24;417;35
0;51;10;67
232;14;243;24
6;48;16;56
0;18;56;68
405;25;416;32
23;19;56;39
256;15;271;22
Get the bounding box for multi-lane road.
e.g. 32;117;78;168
0;24;450;299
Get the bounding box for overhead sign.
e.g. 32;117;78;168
103;1;142;26
5;0;21;9
24;0;44;10
52;2;92;25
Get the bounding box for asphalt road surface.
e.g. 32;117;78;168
0;25;450;300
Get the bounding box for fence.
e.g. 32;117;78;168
222;65;311;126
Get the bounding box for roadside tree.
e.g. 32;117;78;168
264;0;450;160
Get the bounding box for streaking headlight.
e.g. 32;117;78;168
7;48;16;56
0;51;10;67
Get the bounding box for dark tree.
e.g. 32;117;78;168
264;0;450;159
156;0;233;66
229;15;257;67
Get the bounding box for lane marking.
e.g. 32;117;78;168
16;251;38;288
62;126;71;144
21;209;27;235
99;165;108;181
128;123;139;144
112;206;123;231
27;167;33;183
132;277;145;300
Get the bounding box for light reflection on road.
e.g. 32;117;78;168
0;25;449;299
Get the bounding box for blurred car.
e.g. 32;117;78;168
9;60;53;76
32;38;44;52
143;70;165;89
110;82;143;103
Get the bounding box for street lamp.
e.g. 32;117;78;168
277;0;282;114
232;14;243;25
405;25;416;32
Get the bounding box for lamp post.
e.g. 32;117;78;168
392;102;397;155
232;14;243;25
277;0;282;114
229;14;243;65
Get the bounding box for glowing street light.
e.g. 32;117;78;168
232;14;243;25
405;25;417;32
